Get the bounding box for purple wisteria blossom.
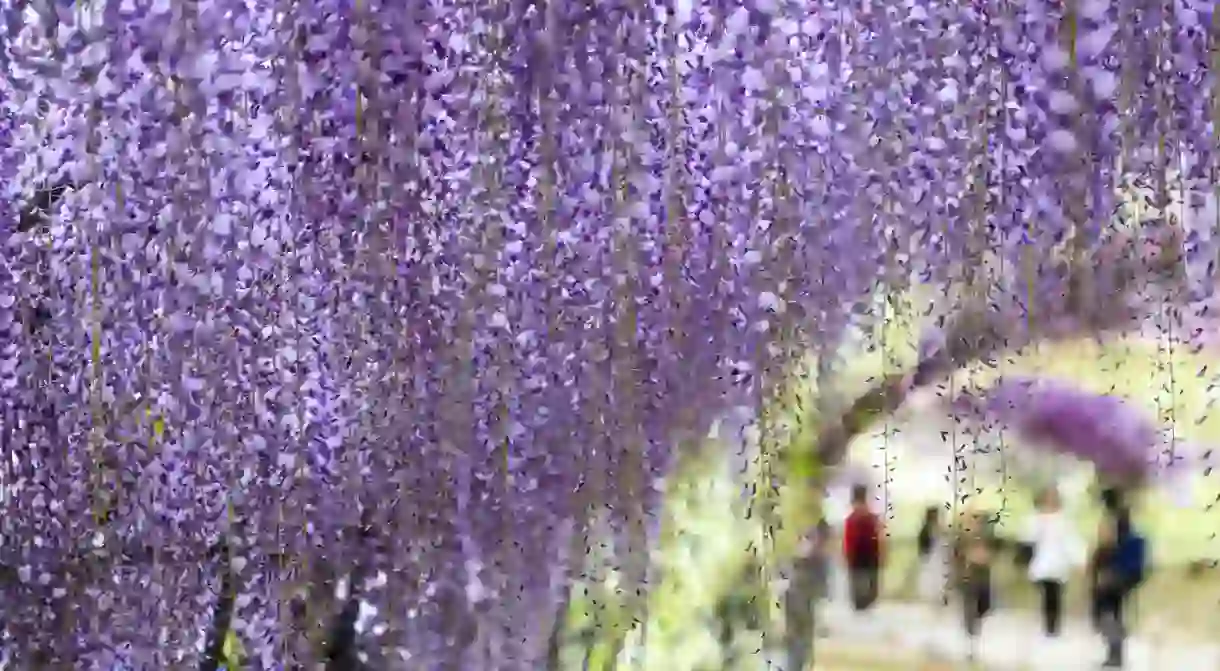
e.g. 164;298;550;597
0;0;1216;668
950;377;1169;481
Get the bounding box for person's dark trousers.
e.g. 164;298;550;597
1095;585;1128;668
1091;582;1115;634
1090;577;1107;631
1037;580;1064;636
961;580;993;638
848;565;880;611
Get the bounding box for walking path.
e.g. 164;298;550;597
813;601;1220;670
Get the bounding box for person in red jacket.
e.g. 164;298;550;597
842;484;884;611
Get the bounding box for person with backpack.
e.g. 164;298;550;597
1021;486;1086;637
1090;487;1147;669
842;484;884;611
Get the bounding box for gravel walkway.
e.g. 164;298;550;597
809;601;1220;670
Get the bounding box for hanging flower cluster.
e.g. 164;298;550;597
0;0;1215;667
948;377;1172;481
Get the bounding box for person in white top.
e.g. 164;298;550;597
1021;487;1086;637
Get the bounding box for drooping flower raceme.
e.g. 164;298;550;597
937;375;1212;507
1;0;1216;668
950;377;1167;480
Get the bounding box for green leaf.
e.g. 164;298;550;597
221;628;244;669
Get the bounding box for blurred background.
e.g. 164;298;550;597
570;291;1220;671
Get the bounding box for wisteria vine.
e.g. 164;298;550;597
1;0;1217;668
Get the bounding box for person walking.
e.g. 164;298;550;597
1090;487;1148;669
842;484;884;612
952;507;997;663
808;517;833;636
1090;487;1126;631
912;505;949;606
1021;487;1085;637
783;518;833;671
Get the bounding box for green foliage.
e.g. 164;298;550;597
221;630;244;669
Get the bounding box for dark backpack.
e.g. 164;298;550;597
1115;532;1148;587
